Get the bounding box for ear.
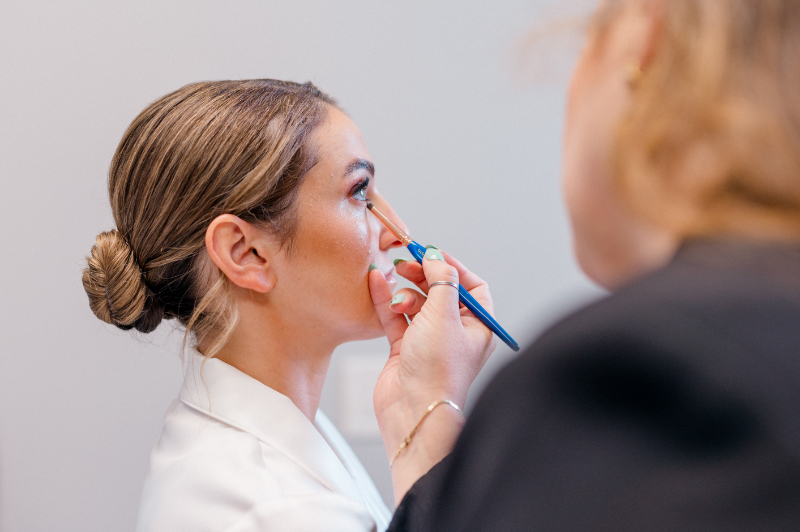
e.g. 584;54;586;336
638;0;664;69
205;214;277;293
629;0;664;70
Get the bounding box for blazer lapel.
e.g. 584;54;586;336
178;350;366;506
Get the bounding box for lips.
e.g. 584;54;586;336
383;268;397;290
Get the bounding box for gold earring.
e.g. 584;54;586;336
625;62;643;87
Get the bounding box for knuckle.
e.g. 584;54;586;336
437;263;459;284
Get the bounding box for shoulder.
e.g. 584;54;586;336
522;239;800;371
481;239;800;448
136;401;375;532
136;400;278;531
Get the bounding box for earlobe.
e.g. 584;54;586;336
205;214;277;294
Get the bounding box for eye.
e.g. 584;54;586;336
351;177;370;202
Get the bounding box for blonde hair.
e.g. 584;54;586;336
598;0;800;240
82;80;336;358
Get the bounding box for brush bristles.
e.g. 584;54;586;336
366;202;374;210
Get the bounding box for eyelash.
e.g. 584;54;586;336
351;177;370;201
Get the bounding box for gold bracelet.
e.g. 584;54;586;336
389;399;464;467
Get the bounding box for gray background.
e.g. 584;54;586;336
0;1;601;530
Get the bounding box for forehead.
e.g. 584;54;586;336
309;106;371;170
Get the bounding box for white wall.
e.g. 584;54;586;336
0;1;601;530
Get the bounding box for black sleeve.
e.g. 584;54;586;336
387;321;800;532
386;454;453;532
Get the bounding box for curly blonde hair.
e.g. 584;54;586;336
597;0;800;240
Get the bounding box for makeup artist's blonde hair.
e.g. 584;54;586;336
597;0;800;240
82;80;336;358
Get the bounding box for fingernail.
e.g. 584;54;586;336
369;263;378;272
390;294;405;306
424;248;444;261
425;245;439;250
393;258;407;267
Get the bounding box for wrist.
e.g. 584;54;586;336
376;390;464;457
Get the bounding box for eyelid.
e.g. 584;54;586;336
351;176;370;198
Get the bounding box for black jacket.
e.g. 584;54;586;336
388;239;800;532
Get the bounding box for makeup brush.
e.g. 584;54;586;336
367;202;520;352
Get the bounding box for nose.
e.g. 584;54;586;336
370;195;408;251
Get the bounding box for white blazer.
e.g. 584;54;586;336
135;350;392;532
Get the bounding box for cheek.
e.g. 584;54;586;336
301;205;377;299
563;59;617;228
341;205;372;252
310;206;383;333
563;101;598;234
324;204;373;265
563;57;591;217
303;198;369;250
563;64;618;271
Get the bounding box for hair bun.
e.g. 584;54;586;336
82;229;164;333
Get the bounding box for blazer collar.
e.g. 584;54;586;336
676;237;800;291
178;349;365;505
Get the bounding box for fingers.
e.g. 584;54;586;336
388;288;427;318
438;251;488;293
395;251;488;294
440;250;494;315
393;259;428;292
368;269;408;350
420;248;461;322
393;247;494;315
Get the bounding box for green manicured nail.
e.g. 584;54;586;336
424;248;444;261
390;294;405;306
369;263;378;272
425;245;439;250
393;258;407;267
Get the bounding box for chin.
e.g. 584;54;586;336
573;236;613;290
576;243;635;291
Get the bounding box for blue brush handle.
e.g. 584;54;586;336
407;241;520;352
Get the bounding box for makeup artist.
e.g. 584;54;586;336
368;0;800;530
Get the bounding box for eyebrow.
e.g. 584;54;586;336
344;158;375;178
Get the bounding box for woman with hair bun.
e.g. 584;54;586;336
83;79;495;531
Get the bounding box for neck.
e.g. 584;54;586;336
200;304;337;422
